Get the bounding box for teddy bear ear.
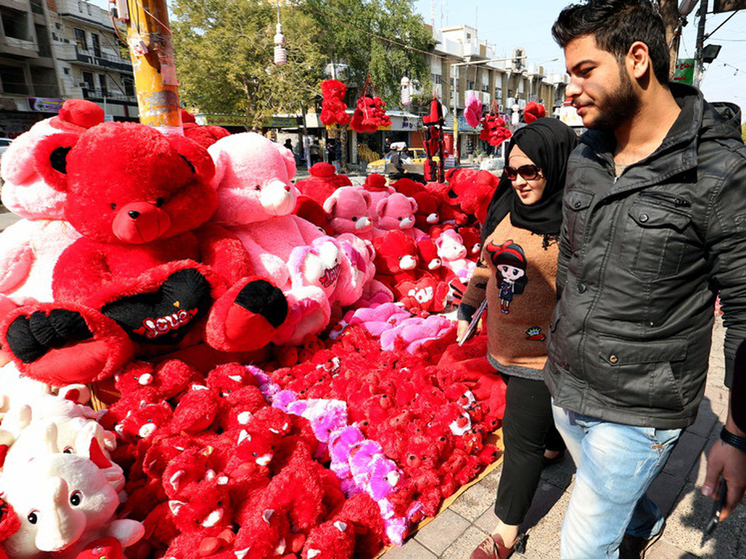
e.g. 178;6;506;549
275;143;297;180
376;197;389;216
165;133;215;185
408;196;418;214
322;191;339;214
360;189;372;207
33;132;81;191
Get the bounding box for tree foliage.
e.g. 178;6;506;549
300;0;434;108
171;0;326;129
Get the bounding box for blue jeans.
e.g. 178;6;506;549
552;403;682;559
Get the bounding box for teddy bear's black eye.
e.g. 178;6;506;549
351;217;358;222
254;185;261;191
398;217;403;221
27;511;38;524
110;203;117;210
156;197;164;208
70;491;82;507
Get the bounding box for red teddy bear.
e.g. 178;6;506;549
1;123;288;386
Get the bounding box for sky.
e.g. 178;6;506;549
413;0;746;122
89;0;746;121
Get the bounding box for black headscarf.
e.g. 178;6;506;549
481;118;579;244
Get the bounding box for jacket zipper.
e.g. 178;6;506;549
639;191;692;208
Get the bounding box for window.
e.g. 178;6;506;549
430;73;441;85
466;33;471;40
467;80;475;90
123;78;135;97
495;87;502;100
92;34;101;57
74;28;87;51
99;74;108;97
82;71;95;89
0;65;29;95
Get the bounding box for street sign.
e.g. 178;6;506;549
713;0;746;12
673;59;696;85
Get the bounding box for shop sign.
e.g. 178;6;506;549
673;59;695;85
197;114;300;128
28;97;65;113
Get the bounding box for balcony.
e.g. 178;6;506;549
57;43;132;72
82;87;135;103
55;0;113;29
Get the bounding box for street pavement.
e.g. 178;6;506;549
383;317;745;558
2;197;743;559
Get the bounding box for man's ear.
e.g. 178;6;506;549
33;133;80;192
627;41;651;81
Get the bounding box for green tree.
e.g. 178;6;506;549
300;0;434;109
172;0;326;130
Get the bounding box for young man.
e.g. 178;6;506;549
547;1;746;557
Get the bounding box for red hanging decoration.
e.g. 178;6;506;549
350;76;391;134
422;94;446;183
522;101;546;124
479;102;512;147
320;79;350;127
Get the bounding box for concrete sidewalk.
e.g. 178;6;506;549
384;317;745;558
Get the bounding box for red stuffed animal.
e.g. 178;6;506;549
294;162;352;206
445;168;500;225
1;123;288;386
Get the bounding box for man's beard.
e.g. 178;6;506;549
586;67;641;130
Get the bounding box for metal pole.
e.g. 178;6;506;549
452;63;459;164
126;0;182;134
693;0;708;88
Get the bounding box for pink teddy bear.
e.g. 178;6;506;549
434;229;476;281
375;192;426;241
323;186;374;240
208;132;342;344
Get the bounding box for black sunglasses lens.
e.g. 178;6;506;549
504;167;517;180
518;165;540;180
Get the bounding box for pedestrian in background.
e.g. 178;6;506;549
463;118;577;559
548;1;746;557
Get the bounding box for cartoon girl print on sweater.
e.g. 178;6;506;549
486;240;527;314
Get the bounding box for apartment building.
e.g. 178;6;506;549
0;0;61;136
49;0;137;120
0;0;137;138
425;24;568;157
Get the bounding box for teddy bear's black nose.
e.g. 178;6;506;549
128;210;140;219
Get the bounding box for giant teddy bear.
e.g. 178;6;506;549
207;132;363;344
0;122;288;386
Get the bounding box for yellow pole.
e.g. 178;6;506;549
126;0;182;134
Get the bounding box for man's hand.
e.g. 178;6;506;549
703;402;746;521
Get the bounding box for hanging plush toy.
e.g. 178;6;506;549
422;96;447;183
320;80;350;127
350;80;391;135
479;102;512;147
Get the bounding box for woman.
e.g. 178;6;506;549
462;118;578;559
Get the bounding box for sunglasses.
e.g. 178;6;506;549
503;164;542;181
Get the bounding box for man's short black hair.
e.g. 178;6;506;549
552;0;670;86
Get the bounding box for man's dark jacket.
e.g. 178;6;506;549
545;84;746;429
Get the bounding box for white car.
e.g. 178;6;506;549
0;137;13;159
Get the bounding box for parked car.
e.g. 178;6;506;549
0;137;12;159
367;147;440;177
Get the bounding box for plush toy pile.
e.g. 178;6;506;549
0;108;508;558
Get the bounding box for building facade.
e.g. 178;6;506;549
0;0;136;138
425;24;568;160
50;0;137;120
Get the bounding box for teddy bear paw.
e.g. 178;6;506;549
5;309;92;364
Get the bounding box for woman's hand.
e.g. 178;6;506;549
457;319;474;343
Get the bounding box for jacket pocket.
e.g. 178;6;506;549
596;335;688;411
621;201;692;281
564;190;594;250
